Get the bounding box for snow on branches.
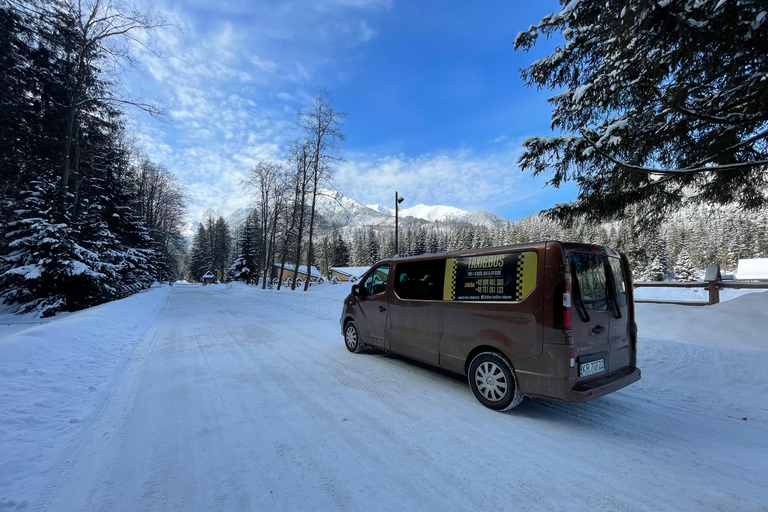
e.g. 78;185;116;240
515;0;768;226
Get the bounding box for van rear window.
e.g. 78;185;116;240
569;253;627;311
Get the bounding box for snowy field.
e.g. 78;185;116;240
1;283;767;511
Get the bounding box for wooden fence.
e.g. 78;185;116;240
634;264;768;306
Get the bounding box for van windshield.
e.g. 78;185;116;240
569;252;627;312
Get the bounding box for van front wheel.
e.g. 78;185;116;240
344;321;364;353
468;352;523;411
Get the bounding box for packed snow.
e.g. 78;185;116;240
0;283;766;511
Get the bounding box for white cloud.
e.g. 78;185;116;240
250;55;278;73
335;148;543;214
124;0;395;221
359;20;377;42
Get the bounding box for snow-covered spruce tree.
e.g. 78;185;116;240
412;227;427;255
188;223;213;282
334;233;351;266
229;211;260;284
515;0;768;228
643;254;665;282
674;249;698;282
0;179;104;316
365;227;380;265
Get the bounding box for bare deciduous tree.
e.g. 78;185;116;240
245;160;289;288
38;0;169;217
297;90;347;291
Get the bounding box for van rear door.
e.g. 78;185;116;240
568;251;612;381
605;256;632;372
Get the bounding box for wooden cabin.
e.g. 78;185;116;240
329;266;370;283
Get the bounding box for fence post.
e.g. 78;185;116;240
704;264;721;305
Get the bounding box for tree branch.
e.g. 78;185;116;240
580;131;768;175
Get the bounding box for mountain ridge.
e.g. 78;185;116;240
180;189;510;238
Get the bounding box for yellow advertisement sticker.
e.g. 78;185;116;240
443;251;537;301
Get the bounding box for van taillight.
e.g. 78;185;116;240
563;307;572;329
554;278;573;330
562;279;572;329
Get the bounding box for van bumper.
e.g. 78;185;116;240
569;366;641;402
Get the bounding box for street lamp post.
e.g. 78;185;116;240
395;191;404;256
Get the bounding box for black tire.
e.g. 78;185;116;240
468;352;523;411
344;321;364;353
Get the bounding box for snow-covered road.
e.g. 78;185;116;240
3;284;768;511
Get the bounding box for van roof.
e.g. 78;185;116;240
371;241;620;267
383;240;552;264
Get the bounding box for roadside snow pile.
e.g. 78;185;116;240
0;285;171;509
634;292;768;417
636;291;768;351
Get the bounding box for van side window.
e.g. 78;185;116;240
394;260;446;300
362;264;390;295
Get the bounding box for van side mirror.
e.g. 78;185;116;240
351;284;360;296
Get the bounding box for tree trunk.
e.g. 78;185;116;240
260;204;270;289
303;183;319;292
277;177;301;291
71;127;82;221
266;205;281;288
59;105;78;218
291;186;307;291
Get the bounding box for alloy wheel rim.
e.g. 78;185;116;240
475;361;508;402
345;326;357;349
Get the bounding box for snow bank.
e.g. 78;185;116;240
0;285;171;509
636;291;768;351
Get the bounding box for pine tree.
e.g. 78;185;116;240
229;211;260;284
674;250;698;282
365;227;380;265
0;179;101;316
189;224;213;282
644;254;666;282
333;233;350;267
516;0;768;228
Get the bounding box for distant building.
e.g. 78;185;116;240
736;258;768;281
272;264;322;283
201;271;217;285
329;266;370;283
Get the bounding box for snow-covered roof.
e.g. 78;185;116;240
201;271;215;278
331;266;370;278
736;258;768;280
275;264;322;279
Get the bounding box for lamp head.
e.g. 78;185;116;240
397;197;404;204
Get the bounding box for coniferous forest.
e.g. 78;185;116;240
338;204;768;281
0;1;186;316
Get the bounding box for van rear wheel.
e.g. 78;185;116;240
344;321;364;353
468;352;523;411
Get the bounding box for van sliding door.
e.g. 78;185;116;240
388;259;446;364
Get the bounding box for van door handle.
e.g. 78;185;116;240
378;306;387;312
592;325;606;334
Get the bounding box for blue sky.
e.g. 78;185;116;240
127;0;576;223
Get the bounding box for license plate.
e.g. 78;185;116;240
579;359;605;377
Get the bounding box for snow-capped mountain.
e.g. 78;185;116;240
314;189;389;227
219;188;508;234
399;204;468;223
365;204;393;215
